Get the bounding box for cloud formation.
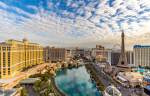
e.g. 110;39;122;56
0;0;150;49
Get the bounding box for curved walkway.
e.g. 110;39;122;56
85;64;105;91
50;77;66;96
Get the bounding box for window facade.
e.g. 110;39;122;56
0;39;44;79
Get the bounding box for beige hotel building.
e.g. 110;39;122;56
134;45;150;67
44;47;66;63
0;38;44;79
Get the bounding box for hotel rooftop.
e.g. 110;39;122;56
134;45;150;48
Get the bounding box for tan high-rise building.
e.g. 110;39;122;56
44;47;66;63
92;45;111;63
0;39;44;79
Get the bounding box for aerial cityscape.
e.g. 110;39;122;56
0;0;150;96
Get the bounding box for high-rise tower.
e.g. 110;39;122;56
111;31;131;76
117;30;130;70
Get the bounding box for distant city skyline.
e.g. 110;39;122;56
0;0;150;49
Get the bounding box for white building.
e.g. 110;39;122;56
116;72;143;87
134;45;150;67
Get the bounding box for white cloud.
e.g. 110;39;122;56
0;0;150;49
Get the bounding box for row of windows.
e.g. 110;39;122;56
0;46;42;51
0;42;43;77
0;47;11;50
1;68;11;75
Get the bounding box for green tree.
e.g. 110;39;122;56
47;84;53;93
33;80;42;93
40;74;49;81
20;88;28;96
43;83;53;96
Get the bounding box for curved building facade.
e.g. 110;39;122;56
0;39;44;79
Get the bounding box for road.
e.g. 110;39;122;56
0;63;49;90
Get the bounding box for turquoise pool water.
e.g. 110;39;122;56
135;67;145;72
133;67;150;73
54;66;102;96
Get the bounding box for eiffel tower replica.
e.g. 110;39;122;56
117;30;131;71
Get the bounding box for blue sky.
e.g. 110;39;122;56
0;0;150;48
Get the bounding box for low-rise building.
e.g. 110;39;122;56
143;72;150;85
143;72;150;95
116;72;143;87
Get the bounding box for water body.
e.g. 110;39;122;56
54;66;102;96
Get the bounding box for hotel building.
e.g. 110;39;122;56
44;47;66;63
110;50;120;66
71;48;85;57
110;50;134;66
134;45;150;67
126;51;134;65
92;45;111;63
0;39;44;79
